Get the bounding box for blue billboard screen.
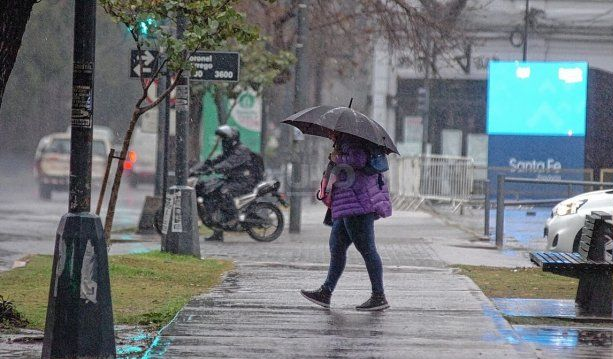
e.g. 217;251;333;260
487;61;588;136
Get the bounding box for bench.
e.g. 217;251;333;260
530;211;613;316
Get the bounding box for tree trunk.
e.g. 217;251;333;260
214;88;231;125
0;0;37;110
102;69;182;244
189;89;203;165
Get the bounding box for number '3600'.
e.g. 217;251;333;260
215;71;234;79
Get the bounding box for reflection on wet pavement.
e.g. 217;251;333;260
494;208;550;251
494;298;579;319
493;298;613;357
492;298;613;321
515;325;613;358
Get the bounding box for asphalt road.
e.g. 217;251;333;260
0;154;154;271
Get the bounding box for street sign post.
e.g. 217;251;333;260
188;51;240;82
130;49;159;78
162;15;201;257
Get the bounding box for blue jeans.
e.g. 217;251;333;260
323;213;384;294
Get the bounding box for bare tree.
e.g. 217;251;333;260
0;0;38;110
238;0;475;174
241;0;473;76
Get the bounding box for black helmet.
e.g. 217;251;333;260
215;125;240;150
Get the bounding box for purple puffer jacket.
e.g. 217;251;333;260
330;141;392;220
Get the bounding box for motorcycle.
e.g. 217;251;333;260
154;170;287;242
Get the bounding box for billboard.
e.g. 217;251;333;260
487;62;589;197
201;90;262;161
487;61;588;136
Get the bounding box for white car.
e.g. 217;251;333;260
34;132;111;200
545;190;613;253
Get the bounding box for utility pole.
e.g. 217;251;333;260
42;0;115;357
163;13;200;256
155;66;167;197
160;70;171;251
289;1;309;233
421;37;432;156
523;0;529;61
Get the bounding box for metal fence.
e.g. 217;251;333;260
388;154;475;210
494;176;613;249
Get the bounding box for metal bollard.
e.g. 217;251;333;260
495;175;505;249
484;179;490;237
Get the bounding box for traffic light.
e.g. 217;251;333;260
417;87;429;115
131;17;157;38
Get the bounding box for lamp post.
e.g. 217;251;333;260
289;1;309;233
42;0;115;357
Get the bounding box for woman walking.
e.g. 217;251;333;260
300;133;392;311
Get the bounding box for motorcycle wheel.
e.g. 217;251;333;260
245;202;284;242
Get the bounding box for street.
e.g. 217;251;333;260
0;154;154;271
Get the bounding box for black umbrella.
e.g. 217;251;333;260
281;105;399;154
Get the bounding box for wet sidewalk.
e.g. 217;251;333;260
145;205;540;358
145;264;535;358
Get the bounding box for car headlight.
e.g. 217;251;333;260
553;199;587;217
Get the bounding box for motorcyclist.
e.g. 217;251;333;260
190;125;264;241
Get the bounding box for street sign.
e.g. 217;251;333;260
130;49;159;78
188;51;240;82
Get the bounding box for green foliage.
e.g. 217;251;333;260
100;0;259;73
0;295;29;329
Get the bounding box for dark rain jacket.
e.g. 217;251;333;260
196;143;264;196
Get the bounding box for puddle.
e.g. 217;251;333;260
492;298;613;321
0;326;156;358
115;326;157;359
494;298;579;318
514;325;613;358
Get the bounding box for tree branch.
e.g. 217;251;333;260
140;69;184;113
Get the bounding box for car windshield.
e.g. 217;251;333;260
93;140;107;156
46;139;106;156
46;139;70;154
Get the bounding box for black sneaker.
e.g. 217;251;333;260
204;231;224;242
356;293;389;311
300;286;331;308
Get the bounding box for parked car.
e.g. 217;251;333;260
34;132;111;200
545;190;613;253
124;126;157;188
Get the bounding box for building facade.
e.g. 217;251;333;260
371;0;613;160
